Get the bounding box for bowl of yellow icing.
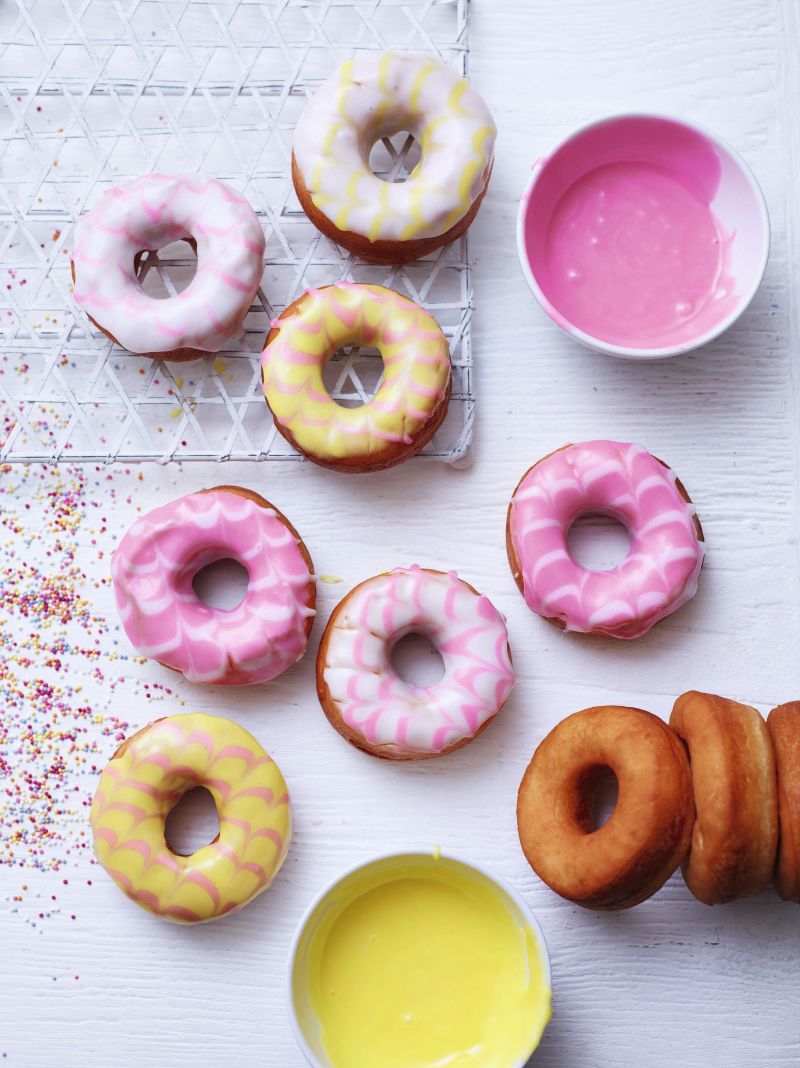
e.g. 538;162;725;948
289;851;552;1068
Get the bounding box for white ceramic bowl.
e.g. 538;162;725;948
288;850;552;1068
517;113;770;359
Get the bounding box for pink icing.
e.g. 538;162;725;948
111;489;315;685
321;565;515;755
523;117;738;350
508;441;705;639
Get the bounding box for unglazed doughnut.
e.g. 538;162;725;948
112;486;315;684
767;703;800;902
292;52;496;264
72;174;265;360
91;713;290;923
261;283;451;472
507;441;705;638
517;706;693;910
316;565;515;760
670;691;778;905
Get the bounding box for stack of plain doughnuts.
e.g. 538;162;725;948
517;692;799;910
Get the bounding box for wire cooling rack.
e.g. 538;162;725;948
0;0;474;464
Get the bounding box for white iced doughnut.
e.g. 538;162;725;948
292;52;496;257
72;173;265;357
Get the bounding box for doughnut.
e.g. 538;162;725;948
517;706;693;910
292;52;496;264
507;441;705;639
261;282;451;472
111;486;315;685
71;173;265;360
766;702;800;902
669;691;778;905
316;565;515;760
91;713;290;923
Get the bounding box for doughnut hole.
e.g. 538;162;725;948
192;558;250;610
135;238;197;299
567;513;630;572
322;345;384;408
368;130;422;182
391;632;445;687
165;787;220;856
574;765;619;833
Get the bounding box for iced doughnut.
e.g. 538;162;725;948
292;52;496;264
671;691;778;905
261;283;451;472
72;173;265;360
517;705;693;910
91;713;290;923
507;441;705;639
112;486;315;685
316;565;515;760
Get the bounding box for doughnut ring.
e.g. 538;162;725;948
670;691;778;904
112;486;315;685
316;565;515;760
767;702;799;902
261;283;451;472
506;440;705;639
292;52;496;264
72;173;265;360
90;713;291;923
517;705;693;910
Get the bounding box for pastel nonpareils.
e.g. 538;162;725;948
292;52;496;243
72;173;265;355
111;488;315;685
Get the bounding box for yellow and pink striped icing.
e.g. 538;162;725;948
320;566;515;756
261;282;451;465
292;52;496;243
72;173;265;354
508;441;705;639
111;488;315;685
91;713;290;924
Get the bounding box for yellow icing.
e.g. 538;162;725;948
305;859;551;1068
261;283;451;463
90;713;291;923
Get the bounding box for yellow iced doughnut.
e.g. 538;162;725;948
90;713;290;924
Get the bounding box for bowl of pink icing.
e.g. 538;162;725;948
517;114;770;358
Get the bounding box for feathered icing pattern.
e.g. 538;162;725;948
261;282;451;462
322;566;515;754
90;713;291;923
72;173;265;354
111;489;315;685
509;441;705;638
293;52;496;242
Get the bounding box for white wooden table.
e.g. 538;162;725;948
2;1;799;1065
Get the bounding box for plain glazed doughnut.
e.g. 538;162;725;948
669;691;778;905
72;174;265;360
506;441;705;639
767;702;800;902
291;52;496;264
316;565;515;760
111;486;315;685
91;713;291;923
261;283;451;472
517;705;693;910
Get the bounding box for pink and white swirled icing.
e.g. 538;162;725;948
111;488;315;685
72;173;265;354
508;441;705;639
91;712;291;923
320;565;515;756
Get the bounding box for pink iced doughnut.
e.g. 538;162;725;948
71;173;265;359
507;441;705;639
112;487;316;684
316;565;516;760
